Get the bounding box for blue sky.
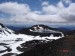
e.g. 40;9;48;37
0;0;75;25
0;0;73;10
0;0;60;11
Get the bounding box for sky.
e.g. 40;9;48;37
0;0;75;25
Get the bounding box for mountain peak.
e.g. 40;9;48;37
29;24;57;32
32;24;49;28
18;24;63;37
0;23;14;36
0;23;6;28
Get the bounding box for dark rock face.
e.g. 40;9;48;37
0;23;6;28
17;34;75;56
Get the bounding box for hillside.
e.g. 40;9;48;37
17;34;75;56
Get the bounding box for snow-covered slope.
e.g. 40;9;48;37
0;23;14;36
0;24;64;56
29;25;57;32
29;25;61;33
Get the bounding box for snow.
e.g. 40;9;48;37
0;46;7;51
0;25;2;28
0;51;8;56
0;24;64;56
30;25;62;34
0;33;64;56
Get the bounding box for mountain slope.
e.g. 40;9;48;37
0;24;64;56
0;23;14;36
18;24;64;37
17;34;75;56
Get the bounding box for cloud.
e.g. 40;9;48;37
0;2;31;24
62;0;72;5
42;5;58;14
57;1;65;8
41;0;75;22
42;1;49;6
58;3;75;22
0;2;30;15
0;0;75;25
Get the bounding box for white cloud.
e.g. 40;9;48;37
0;1;75;25
0;2;30;15
62;0;72;5
42;5;58;14
42;1;49;6
57;1;65;8
41;0;75;22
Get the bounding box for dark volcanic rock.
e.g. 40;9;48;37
2;53;17;56
0;43;8;45
17;34;75;56
17;40;51;52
